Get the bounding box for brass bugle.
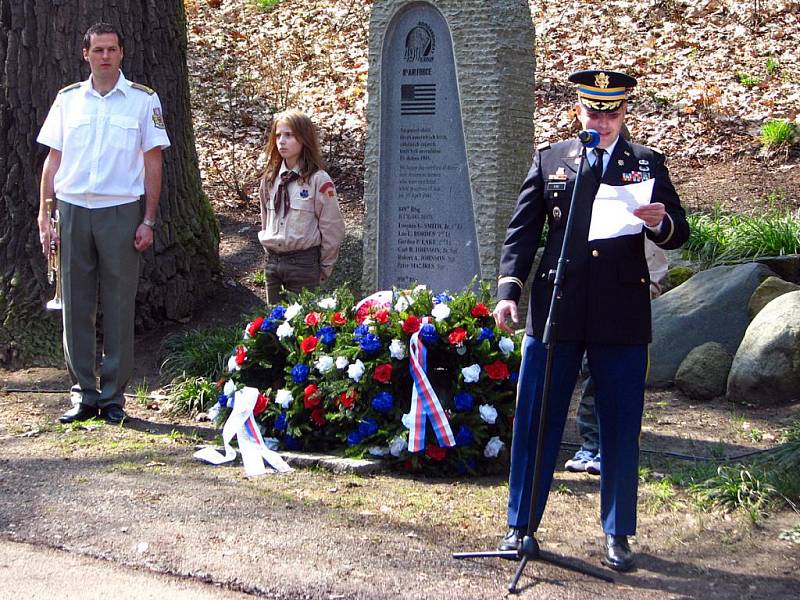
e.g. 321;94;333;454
45;198;62;311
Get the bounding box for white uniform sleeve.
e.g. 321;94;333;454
141;93;171;152
36;94;64;150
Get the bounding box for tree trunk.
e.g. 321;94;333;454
0;0;219;366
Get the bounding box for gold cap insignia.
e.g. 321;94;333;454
595;72;610;88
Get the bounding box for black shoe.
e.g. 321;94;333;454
59;404;99;423
100;405;127;424
498;527;525;552
603;534;634;572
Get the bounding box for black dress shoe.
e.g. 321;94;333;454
100;405;127;424
603;534;635;572
498;527;525;552
59;404;99;423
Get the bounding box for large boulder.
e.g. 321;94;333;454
755;254;800;284
675;342;732;401
748;276;800;319
649;263;774;386
727;291;800;406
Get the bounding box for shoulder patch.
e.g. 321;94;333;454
58;82;81;94
536;141;551;151
130;82;155;95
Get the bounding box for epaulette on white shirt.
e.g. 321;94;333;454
58;82;81;94
129;81;155;95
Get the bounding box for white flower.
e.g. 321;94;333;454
431;303;451;321
367;446;389;457
347;359;365;382
389;435;407;457
263;437;280;451
361;317;373;326
276;321;294;339
275;388;294;409
242;327;251;340
461;364;481;383
401;412;414;430
284;303;303;321
499;336;515;355
394;295;410;312
223;379;236;398
227;354;240;372
335;356;350;370
413;284;427;295
484;436;505;458
207;403;221;421
317;297;337;310
389;339;406;360
315;355;334;373
479;404;498;424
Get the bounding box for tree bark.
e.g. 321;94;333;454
0;0;219;366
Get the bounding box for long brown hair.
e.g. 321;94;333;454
262;109;327;186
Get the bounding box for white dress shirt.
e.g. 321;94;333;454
37;71;171;208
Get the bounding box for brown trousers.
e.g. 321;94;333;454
264;245;321;305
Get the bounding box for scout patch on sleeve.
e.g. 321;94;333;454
152;107;166;129
319;181;336;199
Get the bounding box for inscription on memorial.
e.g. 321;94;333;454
378;2;480;290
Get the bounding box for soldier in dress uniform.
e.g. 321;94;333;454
492;69;689;571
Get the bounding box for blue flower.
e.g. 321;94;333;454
347;430;363;446
453;391;474;412
260;318;278;333
420;323;439;345
455;425;475;447
371;391;394;413
455;458;478;475
283;434;302;450
352;324;370;341
291;363;310;384
360;333;383;354
477;327;495;342
358;418;379;438
433;293;453;305
510;371;519;384
217;392;228;408
317;326;337;345
270;305;286;320
274;411;288;432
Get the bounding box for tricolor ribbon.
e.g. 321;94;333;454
193;386;292;477
408;317;455;452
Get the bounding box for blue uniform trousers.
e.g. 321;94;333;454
507;335;646;535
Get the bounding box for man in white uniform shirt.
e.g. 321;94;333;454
37;23;171;424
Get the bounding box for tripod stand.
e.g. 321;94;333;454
453;130;614;593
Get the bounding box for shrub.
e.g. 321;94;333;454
760;119;797;151
160;325;243;382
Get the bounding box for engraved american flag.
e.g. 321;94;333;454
401;83;436;115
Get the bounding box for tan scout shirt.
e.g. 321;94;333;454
258;163;346;280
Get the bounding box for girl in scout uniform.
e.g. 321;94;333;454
258;110;345;304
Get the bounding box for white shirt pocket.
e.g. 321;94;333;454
64;116;92;147
108;115;139;150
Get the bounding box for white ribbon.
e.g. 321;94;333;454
193;386;293;477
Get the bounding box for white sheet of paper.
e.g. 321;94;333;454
588;179;655;241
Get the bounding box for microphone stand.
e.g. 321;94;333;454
453;138;614;592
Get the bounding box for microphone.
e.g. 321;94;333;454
577;129;600;148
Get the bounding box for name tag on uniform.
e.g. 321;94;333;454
546;181;566;191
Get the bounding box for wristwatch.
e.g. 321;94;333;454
142;218;156;228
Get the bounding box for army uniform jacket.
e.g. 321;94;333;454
497;137;688;344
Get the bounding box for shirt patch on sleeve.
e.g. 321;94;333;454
152;107;165;129
319;181;336;199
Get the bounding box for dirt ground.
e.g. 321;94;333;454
1;155;799;598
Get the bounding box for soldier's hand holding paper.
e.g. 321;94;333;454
588;179;657;241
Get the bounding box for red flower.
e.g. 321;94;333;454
300;336;318;354
402;314;422;334
484;359;510;380
471;303;490;317
254;392;269;416
247;316;265;336
426;445;447;461
355;300;376;324
331;311;347;326
448;327;467;346
303;384;320;408
373;363;393;384
310;408;326;427
305;312;321;326
374;309;390;324
235;346;247;366
338;389;358;409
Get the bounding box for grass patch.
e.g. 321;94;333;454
735;71;760;87
160;325;243;381
760;119;797;151
252;270;266;286
683;205;800;267
255;0;281;11
766;56;780;76
163;375;218;416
